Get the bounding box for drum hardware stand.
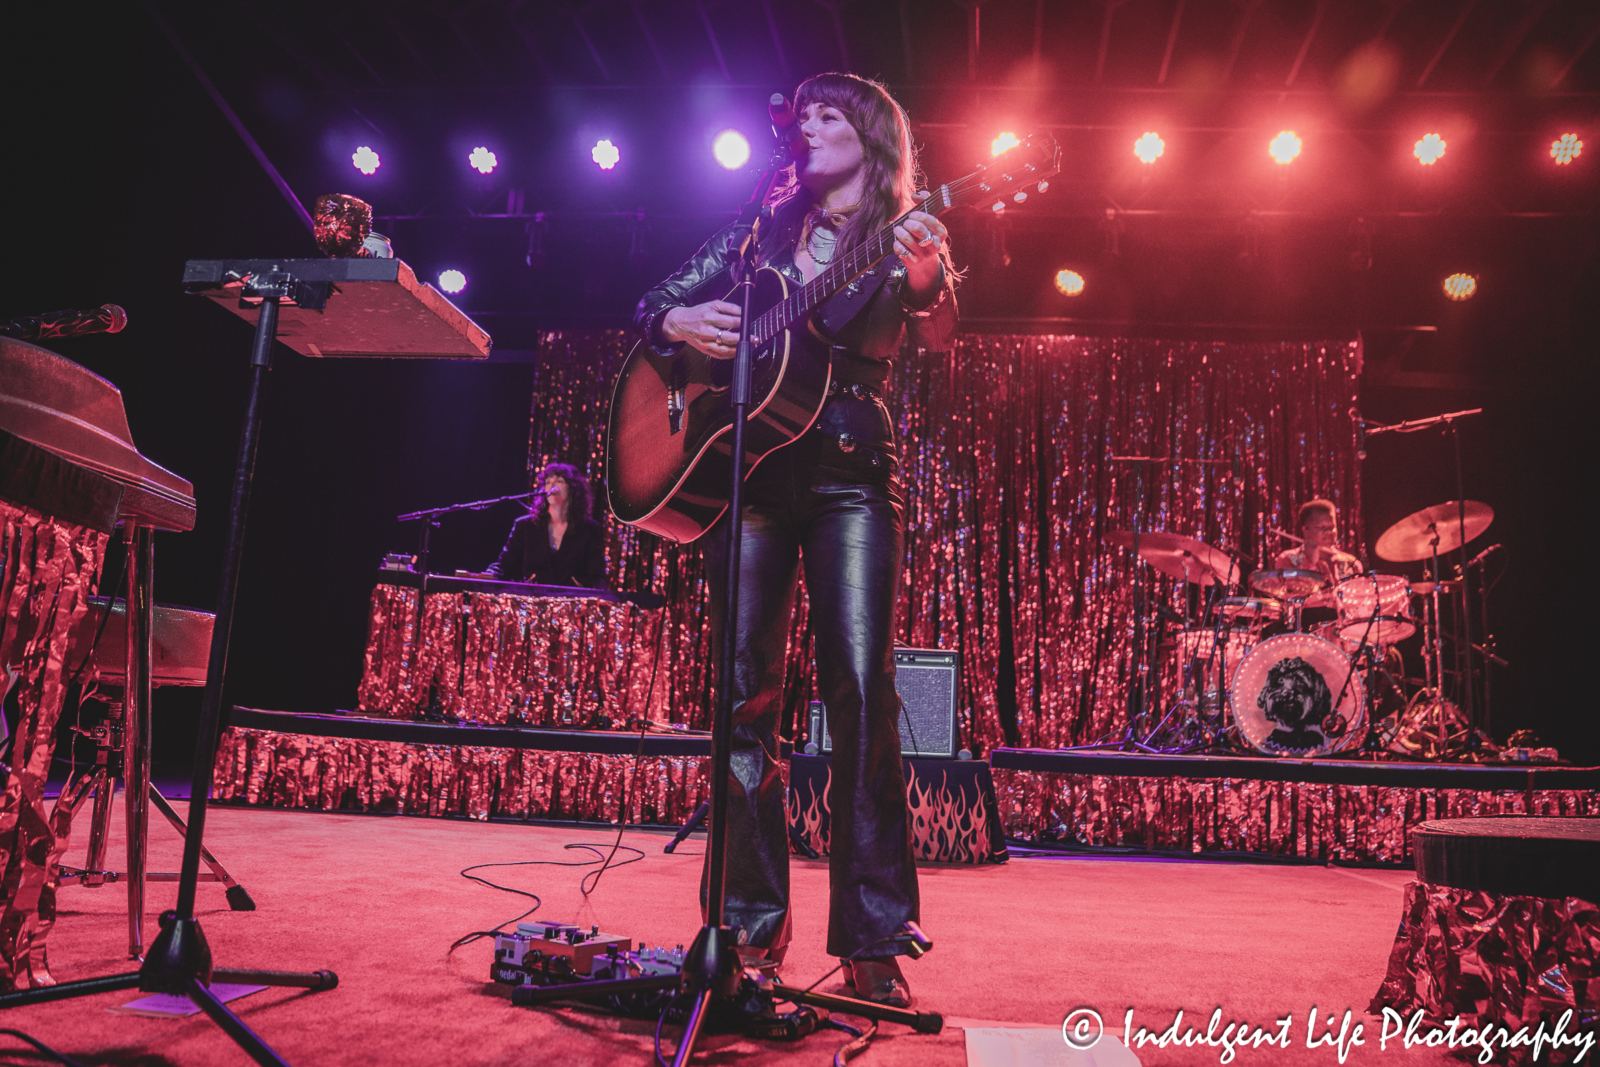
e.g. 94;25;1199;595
0;270;343;1064
1366;408;1483;735
508;116;944;1063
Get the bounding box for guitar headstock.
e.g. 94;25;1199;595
924;132;1061;214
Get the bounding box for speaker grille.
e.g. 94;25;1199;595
812;647;959;758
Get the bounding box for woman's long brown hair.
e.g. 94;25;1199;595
762;73;924;264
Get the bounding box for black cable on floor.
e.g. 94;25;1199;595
0;1028;87;1067
827;1019;877;1066
449;842;646;952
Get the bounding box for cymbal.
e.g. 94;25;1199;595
1375;501;1494;563
1109;530;1235;586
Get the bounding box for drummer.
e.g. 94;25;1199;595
1275;500;1361;610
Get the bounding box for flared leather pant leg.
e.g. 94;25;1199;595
700;471;800;955
700;441;919;961
799;470;919;960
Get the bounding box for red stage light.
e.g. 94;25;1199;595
1414;134;1445;165
992;132;1020;157
1551;134;1583;165
1133;133;1164;165
351;146;381;175
592;140;620;170
1054;269;1085;296
1269;131;1302;164
1442;274;1476;301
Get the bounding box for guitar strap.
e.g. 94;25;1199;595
813;259;896;339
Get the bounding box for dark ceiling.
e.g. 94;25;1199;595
194;0;1600;97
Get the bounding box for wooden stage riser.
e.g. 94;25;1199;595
995;770;1600;863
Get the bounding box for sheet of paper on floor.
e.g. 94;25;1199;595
112;983;267;1018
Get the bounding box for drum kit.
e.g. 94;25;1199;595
1119;498;1497;760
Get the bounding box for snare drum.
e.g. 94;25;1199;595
1229;632;1368;756
1332;573;1415;645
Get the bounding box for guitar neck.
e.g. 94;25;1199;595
752;203;923;347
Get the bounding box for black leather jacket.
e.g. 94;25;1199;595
488;514;609;589
633;220;957;386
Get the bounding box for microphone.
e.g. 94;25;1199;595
1350;406;1366;460
1468;543;1502;569
2;304;127;342
768;93;805;163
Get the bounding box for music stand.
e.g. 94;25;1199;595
0;259;486;1065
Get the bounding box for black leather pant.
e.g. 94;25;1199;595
700;397;919;961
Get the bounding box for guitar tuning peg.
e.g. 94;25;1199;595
1036;181;1050;193
991;201;1006;213
1013;191;1028;203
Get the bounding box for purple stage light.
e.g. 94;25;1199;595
592;139;620;170
469;146;498;174
713;130;750;170
438;270;467;294
352;146;381;175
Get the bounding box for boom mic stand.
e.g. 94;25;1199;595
510;106;944;1063
0;272;338;1065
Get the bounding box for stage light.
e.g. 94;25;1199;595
1551;133;1583;165
1133;132;1165;164
1414;134;1445;165
468;146;498;174
1442;273;1476;301
1054;269;1085;296
592;139;620;170
352;146;381;175
992;132;1020;156
712;130;750;170
438;269;467;294
1269;131;1302;164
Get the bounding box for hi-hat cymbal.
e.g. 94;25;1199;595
1375;501;1494;562
1109;530;1236;586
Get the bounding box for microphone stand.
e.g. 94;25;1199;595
395;490;542;718
509;118;943;1062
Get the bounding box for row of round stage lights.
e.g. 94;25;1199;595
352;133;755;293
355;126;1582;298
1035;128;1584;301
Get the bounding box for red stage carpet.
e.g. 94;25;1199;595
8;804;1471;1065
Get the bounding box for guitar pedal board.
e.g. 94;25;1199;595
491;921;678;987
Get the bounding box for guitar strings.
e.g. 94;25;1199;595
752;165;996;345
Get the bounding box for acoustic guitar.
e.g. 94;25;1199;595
605;132;1060;543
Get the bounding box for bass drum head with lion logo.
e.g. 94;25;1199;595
1229;633;1367;756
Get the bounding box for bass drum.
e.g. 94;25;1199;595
1229;633;1368;756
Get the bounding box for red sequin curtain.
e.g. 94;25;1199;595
527;332;1360;749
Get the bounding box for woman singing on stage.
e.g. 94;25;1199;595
633;73;957;1007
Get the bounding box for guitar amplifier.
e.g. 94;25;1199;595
809;647;960;759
